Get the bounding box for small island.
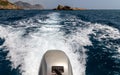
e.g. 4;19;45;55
54;5;86;10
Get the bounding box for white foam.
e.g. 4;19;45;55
0;13;86;75
118;47;120;53
93;23;120;39
0;12;120;75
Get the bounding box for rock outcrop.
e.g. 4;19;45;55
14;1;44;10
0;0;21;9
54;5;85;10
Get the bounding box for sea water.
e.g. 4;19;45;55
0;10;120;75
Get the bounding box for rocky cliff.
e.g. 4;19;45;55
14;1;44;10
0;0;21;9
54;5;85;10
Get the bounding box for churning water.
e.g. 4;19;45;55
0;10;120;75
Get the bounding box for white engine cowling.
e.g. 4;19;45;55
39;50;73;75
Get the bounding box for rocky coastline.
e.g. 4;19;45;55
0;0;21;9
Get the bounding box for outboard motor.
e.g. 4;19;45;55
39;50;73;75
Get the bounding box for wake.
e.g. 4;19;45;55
0;12;120;75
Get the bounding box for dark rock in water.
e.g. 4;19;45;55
57;5;64;10
54;5;72;10
0;0;21;9
14;1;44;10
54;5;86;10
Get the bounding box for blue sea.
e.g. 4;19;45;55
0;10;120;75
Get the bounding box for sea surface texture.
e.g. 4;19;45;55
0;10;120;75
